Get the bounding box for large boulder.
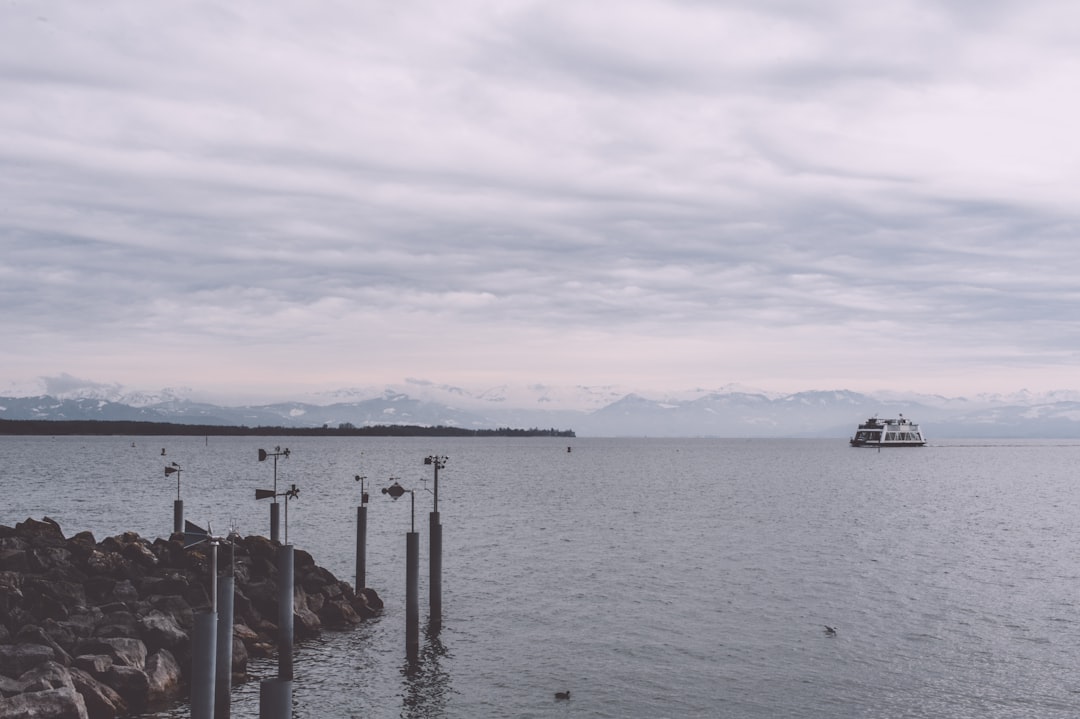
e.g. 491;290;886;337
13;518;66;548
74;638;146;672
69;667;127;719
13;626;71;667
103;666;149;714
16;661;74;693
138;611;188;652
0;687;89;719
0;644;55;677
144;650;181;707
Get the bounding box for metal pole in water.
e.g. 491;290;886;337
424;455;447;629
214;542;234;719
165;462;184;536
356;504;367;590
258;678;292;719
355;473;368;591
277;544;295;681
191;611;217;719
406;529;419;664
429;510;442;630
270;502;280;544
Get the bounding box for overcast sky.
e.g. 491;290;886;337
2;0;1078;405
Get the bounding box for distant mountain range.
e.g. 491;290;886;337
1;385;1078;438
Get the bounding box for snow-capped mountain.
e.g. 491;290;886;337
2;382;1079;438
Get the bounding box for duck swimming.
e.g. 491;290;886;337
555;691;570;700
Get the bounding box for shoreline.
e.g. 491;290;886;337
0;418;575;438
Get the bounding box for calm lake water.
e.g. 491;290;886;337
3;435;1080;718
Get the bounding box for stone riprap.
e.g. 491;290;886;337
0;517;383;718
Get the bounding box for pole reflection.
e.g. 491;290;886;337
399;622;453;718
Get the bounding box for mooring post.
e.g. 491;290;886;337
406;528;419;663
191;611;217;719
258;678;292;719
214;542;235;719
381;479;421;664
165;462;184;536
270;502;281;544
259;543;295;718
277;544;295;681
429;510;442;630
424;455;447;629
356;504;367;590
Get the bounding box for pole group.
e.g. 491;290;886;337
377;453;449;665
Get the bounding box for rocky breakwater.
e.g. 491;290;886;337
0;517;383;718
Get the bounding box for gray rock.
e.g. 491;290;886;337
104;665;149;713
0;549;28;574
13;518;66;548
0;686;89;719
120;542;157;570
0;644;55;677
139;610;188;651
0;675;22;698
144;649;181;707
74;638;146;671
91;610;140;639
108;580;138;606
69;667;126;719
16;661;73;693
320;599;361;627
26;548;74;575
72;655;113;678
13;626;71;667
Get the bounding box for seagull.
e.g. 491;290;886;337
823;625;837;636
555;690;571;700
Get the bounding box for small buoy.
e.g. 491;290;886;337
161;448;166;456
555;690;570;700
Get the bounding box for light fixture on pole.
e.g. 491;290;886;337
164;462;184;535
383;478;420;663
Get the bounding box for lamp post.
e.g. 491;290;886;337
383;479;419;664
257;447;290;542
164;462;183;535
355;473;369;591
424;455;447;629
183;521;235;719
254;483;300;690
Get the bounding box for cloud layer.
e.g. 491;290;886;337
3;0;1078;402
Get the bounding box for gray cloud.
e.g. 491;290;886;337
2;0;1078;401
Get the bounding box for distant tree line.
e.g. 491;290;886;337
0;419;575;438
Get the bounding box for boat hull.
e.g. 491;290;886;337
849;416;926;447
849;438;926;448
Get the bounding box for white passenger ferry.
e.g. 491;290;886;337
849;415;926;447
